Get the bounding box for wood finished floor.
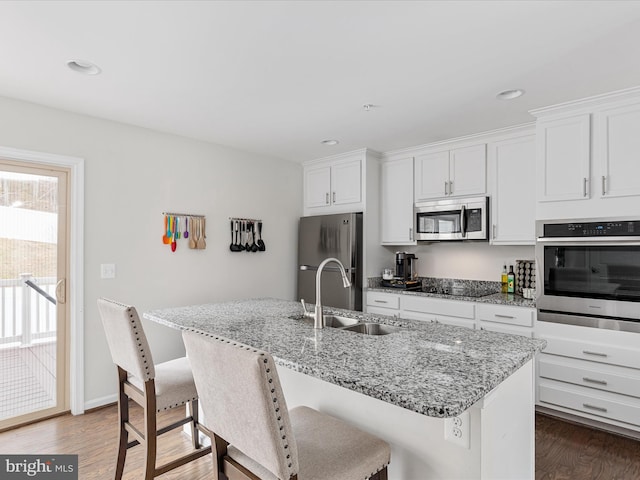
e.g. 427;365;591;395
0;404;639;479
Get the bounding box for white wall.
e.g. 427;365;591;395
384;243;535;282
0;95;302;407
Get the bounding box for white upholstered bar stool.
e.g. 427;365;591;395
97;298;211;480
182;330;391;480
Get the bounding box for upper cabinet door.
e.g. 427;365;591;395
490;134;536;245
449;144;486;197
537;114;591;202
381;157;415;245
331;159;362;205
414;151;449;201
304;165;331;208
595;102;640;199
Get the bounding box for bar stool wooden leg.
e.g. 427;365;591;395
115;368;129;480
143;382;158;480
190;399;201;450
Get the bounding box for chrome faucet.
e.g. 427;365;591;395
314;257;351;329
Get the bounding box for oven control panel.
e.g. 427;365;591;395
543;220;640;237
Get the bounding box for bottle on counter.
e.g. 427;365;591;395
501;264;508;293
507;265;515;293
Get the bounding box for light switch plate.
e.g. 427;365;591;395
101;263;116;279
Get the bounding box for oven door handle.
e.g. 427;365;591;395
537;236;640;245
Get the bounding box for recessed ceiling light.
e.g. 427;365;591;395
321;139;339;146
496;89;525;100
363;104;375;111
67;59;101;75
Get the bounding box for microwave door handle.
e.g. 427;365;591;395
460;205;466;237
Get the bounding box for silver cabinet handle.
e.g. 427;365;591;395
492;224;496;238
494;314;515;319
583;350;608;357
583;177;587;197
333;192;336;203
325;192;330;204
409;227;413;241
583;403;607;413
602;176;606;196
582;377;608;386
444;181;449;195
449;181;453;195
374;300;388;304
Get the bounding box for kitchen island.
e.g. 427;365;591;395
145;298;545;479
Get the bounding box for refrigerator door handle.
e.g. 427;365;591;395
299;264;354;273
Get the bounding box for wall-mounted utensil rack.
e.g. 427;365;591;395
229;217;266;253
162;212;206;252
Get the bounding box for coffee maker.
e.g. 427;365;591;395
381;252;421;290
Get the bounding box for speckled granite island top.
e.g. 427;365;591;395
144;298;545;418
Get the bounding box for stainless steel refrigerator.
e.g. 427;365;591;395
297;212;362;311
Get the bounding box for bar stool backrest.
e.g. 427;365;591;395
183;330;299;480
98;298;156;382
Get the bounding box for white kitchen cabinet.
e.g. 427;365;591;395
536;114;591;203
595;101;640;199
535;319;640;434
477;303;535;338
414;144;486;201
402;295;476;329
488;134;536;245
380;157;415;245
365;291;400;317
532;87;640;219
303;157;361;212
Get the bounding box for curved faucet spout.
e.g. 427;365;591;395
315;257;351;329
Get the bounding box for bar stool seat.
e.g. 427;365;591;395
228;406;390;480
127;357;198;412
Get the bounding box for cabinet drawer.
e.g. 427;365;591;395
366;306;398;317
401;295;474;319
539;355;640;398
400;310;435;323
541;336;640;370
366;292;400;309
538;381;640;427
477;304;534;327
480;323;533;338
437;315;475;329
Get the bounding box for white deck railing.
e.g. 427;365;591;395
0;275;57;346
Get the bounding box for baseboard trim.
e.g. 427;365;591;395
84;394;118;412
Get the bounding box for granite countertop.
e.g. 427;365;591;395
144;298;545;418
367;287;537;308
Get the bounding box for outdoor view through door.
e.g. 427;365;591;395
0;162;69;430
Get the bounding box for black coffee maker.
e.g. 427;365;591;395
381;252;420;290
395;252;418;280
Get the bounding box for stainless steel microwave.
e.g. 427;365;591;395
414;196;489;241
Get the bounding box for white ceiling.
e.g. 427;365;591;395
1;1;640;163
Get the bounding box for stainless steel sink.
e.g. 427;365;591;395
291;314;359;328
340;323;403;336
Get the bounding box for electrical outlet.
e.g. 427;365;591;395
444;410;470;449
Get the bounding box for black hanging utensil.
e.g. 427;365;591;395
250;222;259;252
257;221;265;251
238;222;245;252
245;220;251;252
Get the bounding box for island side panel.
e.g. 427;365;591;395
277;360;535;480
479;359;535;480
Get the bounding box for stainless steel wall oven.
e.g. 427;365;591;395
536;218;640;333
